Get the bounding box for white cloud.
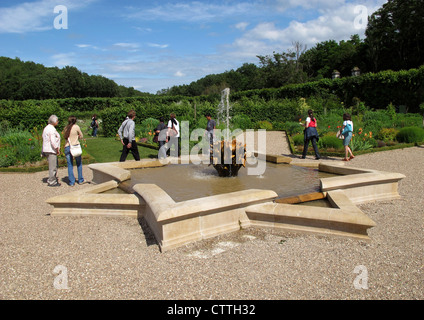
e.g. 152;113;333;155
18;0;388;94
51;52;75;67
148;43;169;49
229;0;387;61
274;0;345;12
132;26;152;33
0;0;97;33
114;42;140;49
124;1;258;23
174;71;185;77
234;22;249;31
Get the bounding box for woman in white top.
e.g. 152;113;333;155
341;113;355;161
166;113;180;157
42;115;61;187
64;116;85;186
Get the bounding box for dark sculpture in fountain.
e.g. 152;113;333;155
210;88;246;177
210;139;246;177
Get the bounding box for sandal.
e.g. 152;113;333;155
342;158;350;161
349;155;355;160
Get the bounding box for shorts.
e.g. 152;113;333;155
343;132;353;146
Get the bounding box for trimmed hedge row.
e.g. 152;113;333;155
1;66;423;136
232;66;424;112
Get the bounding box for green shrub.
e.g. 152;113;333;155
392;113;423;128
292;134;304;146
376;128;399;143
284;122;304;136
350;136;374;152
195;117;208;130
272;121;285;131
254;120;273;130
0;128;42;166
140;118;159;132
100;107;127;137
231;114;252;130
395;127;424;143
0;147;17;167
0;120;11;135
317;135;343;150
1;129;34;147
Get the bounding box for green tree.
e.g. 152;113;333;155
257;50;307;88
300;35;367;79
365;0;424;72
0;56;145;100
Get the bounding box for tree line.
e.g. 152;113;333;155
1;0;422;101
0;57;149;100
160;0;424;96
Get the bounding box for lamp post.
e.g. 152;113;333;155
332;70;341;79
351;67;361;77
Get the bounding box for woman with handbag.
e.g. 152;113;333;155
341;113;355;161
165;113;180;157
64;116;85;186
154;117;167;159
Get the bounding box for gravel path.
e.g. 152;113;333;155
1;139;423;300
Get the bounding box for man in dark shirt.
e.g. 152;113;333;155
205;113;216;163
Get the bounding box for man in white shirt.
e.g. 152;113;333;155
42;115;61;187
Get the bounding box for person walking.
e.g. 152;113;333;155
118;110;140;162
63;116;85;186
341;113;355;161
90;114;99;137
205;112;216;163
205;112;216;146
165;113;180;157
154;116;167;159
42;115;61;187
300;109;321;160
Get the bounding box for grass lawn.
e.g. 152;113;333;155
85;137;158;163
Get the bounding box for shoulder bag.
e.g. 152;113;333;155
68;138;82;157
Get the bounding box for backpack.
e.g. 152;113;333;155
342;122;353;135
169;119;178;136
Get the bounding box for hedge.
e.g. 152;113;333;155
232;65;424;112
1;66;423;136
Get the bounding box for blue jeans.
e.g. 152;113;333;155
64;146;84;185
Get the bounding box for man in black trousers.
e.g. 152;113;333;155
118;110;140;162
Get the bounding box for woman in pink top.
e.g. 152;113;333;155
300;109;321;160
63;116;85;186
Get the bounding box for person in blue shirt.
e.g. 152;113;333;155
341;113;355;161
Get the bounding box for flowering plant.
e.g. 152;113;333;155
350;128;374;151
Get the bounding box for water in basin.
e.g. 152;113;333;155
119;161;335;202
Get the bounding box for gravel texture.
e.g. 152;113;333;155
0;139;423;300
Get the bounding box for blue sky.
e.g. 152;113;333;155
0;0;387;93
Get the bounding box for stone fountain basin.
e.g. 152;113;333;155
46;155;405;252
